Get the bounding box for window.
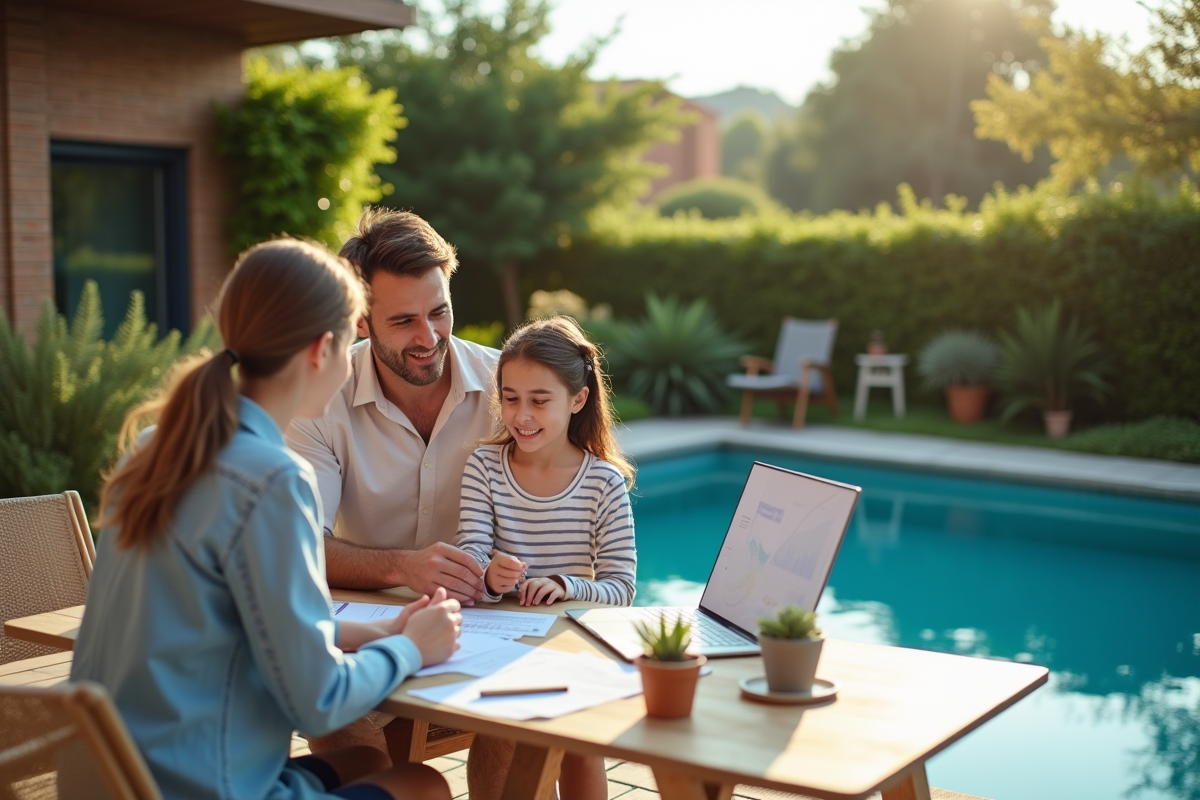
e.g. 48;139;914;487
51;142;189;337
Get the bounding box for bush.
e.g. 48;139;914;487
456;321;504;349
918;330;999;389
1064;417;1200;464
0;282;220;508
655;178;777;219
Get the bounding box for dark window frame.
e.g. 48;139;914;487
50;140;190;335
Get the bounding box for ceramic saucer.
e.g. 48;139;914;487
738;676;838;705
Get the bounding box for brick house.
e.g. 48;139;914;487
0;0;413;337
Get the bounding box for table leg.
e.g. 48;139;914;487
854;366;869;421
880;762;931;800
500;742;564;800
892;368;906;419
653;767;735;800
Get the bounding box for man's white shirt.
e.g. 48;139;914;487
287;336;500;550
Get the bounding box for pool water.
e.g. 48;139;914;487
630;449;1200;800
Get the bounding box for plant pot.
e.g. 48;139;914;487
867;343;888;356
1043;409;1073;439
759;636;824;693
634;654;707;718
944;385;989;424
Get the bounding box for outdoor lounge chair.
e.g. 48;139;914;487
0;681;162;800
0;493;94;665
727;318;839;430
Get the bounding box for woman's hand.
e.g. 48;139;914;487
519;576;566;606
387;592;433;636
401;587;463;666
485;551;527;595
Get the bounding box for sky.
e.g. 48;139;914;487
433;0;1160;105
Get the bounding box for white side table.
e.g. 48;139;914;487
854;354;908;421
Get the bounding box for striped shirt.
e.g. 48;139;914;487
456;444;636;605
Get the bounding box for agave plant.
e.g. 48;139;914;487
633;613;693;661
605;294;745;416
917;330;999;390
994;301;1111;420
758;606;822;641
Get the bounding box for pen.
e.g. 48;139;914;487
478;685;569;698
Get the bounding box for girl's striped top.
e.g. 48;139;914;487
455;443;636;606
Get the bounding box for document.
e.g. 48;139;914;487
416;636;536;677
332;601;401;623
459;608;556;639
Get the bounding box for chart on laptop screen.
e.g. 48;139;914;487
700;464;858;633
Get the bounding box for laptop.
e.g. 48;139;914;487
568;461;860;660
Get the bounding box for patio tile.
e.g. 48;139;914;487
606;761;657;790
608;779;635;798
441;763;469;799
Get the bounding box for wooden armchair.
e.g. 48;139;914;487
727;318;839;430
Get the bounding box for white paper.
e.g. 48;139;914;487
459;608;556;639
416;637;536;677
332;601;402;623
408;649;642;720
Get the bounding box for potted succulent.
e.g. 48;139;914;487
632;614;707;718
995;301;1111;439
867;329;888;356
917;330;998;424
757;606;824;693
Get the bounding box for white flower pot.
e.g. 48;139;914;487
759;636;824;693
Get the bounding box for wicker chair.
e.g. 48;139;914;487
0;681;161;800
0;493;94;665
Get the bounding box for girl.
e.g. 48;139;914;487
70;239;461;800
455;315;635;800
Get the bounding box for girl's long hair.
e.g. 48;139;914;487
485;316;635;487
100;239;367;549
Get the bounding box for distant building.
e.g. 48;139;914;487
614;82;720;202
0;0;413;337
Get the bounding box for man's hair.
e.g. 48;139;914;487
339;208;458;284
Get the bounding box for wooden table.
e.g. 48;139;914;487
5;594;1048;800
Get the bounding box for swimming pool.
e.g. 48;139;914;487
630;448;1200;800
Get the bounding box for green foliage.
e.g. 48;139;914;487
973;1;1200;187
633;613;692;661
758;606;822;640
721;111;769;181
1061;417;1200;464
994;300;1111;419
610;394;652;423
918;330;999;389
605;295;745;417
455;321;504;349
214;57;404;251
517;181;1200;422
0;282;220;508
655;178;776;219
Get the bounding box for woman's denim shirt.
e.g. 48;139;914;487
71;398;421;800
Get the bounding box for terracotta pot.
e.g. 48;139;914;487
634;654;706;718
759;636;824;693
867;342;888;356
1043;410;1073;439
944;385;989;424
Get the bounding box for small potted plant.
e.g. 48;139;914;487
757;606;823;694
867;329;888;356
633;614;706;718
917;330;999;424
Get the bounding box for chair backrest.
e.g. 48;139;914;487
771;318;839;387
0;493;94;665
0;682;161;800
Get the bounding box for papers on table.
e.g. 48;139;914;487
459;608;555;639
332;601;401;623
409;648;642;720
415;634;536;677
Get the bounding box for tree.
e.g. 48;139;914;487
972;0;1200;186
325;1;682;325
768;0;1053;213
721;111;769;181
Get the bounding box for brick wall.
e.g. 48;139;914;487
0;2;243;334
643;98;720;201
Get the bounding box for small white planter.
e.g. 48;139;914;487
759;636;824;693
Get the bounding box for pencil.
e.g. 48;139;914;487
478;685;569;698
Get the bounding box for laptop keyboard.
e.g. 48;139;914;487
630;607;752;647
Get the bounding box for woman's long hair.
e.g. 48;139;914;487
100;239;367;549
485;316;635;487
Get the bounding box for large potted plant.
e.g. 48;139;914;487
757;606;823;693
632;615;706;718
917;331;998;424
995;301;1111;439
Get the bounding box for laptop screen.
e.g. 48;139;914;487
699;462;860;634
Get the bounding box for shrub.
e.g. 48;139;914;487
918;331;999;389
656;177;777;219
0;282;220;508
605;295;745;416
1064;417;1200;464
456;321;505;349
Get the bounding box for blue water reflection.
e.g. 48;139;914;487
631;448;1200;800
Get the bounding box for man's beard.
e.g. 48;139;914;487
372;333;449;387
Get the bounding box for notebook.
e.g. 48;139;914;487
567;461;860;660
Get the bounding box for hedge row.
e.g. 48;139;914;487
486;183;1199;421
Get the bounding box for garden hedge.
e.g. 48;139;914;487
479;183;1199;422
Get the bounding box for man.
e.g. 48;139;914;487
288;209;511;798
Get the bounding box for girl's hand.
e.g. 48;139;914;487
402;588;463;667
486;551;527;595
519;576;566;606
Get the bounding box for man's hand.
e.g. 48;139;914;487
519;577;566;607
485;551;526;595
397;542;485;603
402;587;462;667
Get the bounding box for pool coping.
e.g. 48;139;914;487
615;418;1200;502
